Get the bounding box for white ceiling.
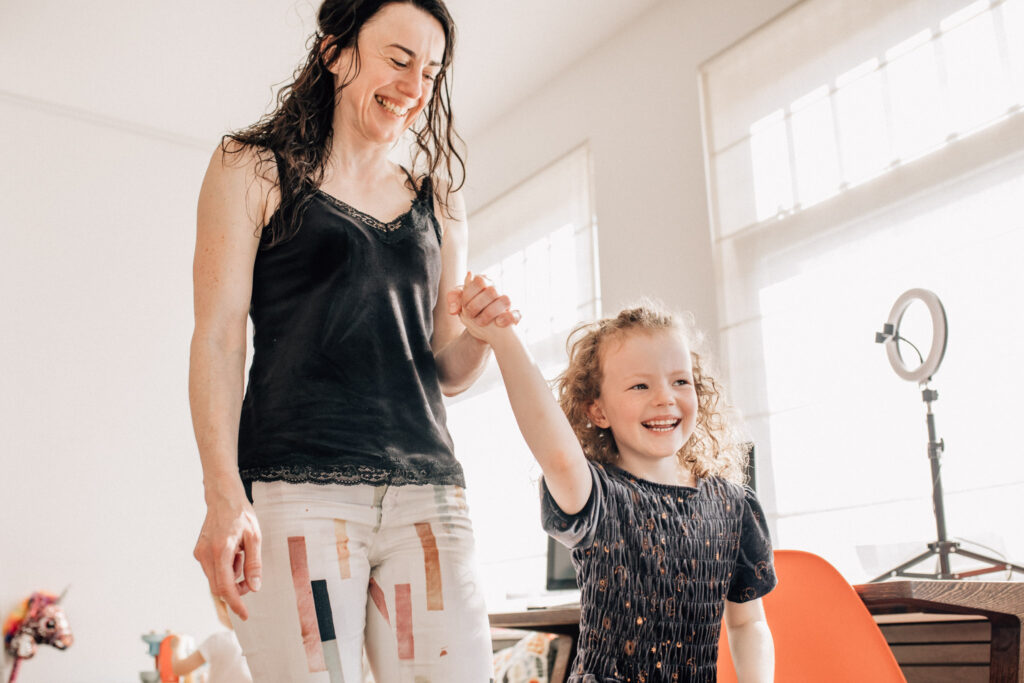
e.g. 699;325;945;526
0;0;664;146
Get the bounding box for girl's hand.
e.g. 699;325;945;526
446;272;520;344
193;489;262;620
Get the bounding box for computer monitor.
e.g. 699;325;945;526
544;444;756;591
546;535;578;591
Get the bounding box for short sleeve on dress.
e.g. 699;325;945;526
540;461;604;550
727;486;778;603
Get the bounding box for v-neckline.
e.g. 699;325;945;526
314;187;418;234
314;165;421;232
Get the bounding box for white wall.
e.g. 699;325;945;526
0;99;220;682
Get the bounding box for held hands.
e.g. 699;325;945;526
193;489;262;620
447;272;521;344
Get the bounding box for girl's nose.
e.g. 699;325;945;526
652;383;675;405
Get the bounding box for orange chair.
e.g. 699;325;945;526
717;549;905;682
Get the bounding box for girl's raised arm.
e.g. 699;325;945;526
450;284;593;514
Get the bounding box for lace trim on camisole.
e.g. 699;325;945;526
313;189;412;234
312;173;438;246
239;462;466;488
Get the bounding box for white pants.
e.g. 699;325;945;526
232;481;494;683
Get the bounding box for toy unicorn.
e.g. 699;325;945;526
3;591;73;683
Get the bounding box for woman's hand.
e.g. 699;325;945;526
446;271;520;344
193;487;262;621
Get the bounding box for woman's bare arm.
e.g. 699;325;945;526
189;143;273;620
430;188;516;396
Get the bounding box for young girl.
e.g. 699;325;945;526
450;291;776;682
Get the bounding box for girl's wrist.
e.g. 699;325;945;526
462;328;491;348
484;324;520;353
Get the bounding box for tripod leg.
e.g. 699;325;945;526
870;547;939;583
954;548;1024;575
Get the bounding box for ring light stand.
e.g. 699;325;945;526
871;289;1024;581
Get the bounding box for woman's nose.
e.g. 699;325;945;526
396;70;423;100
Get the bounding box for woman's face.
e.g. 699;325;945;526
329;3;445;146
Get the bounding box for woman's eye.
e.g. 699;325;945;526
391;58;408;68
423;72;436;81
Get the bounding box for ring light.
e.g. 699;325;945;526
881;288;947;383
869;289;1024;582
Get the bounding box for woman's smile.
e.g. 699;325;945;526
374;94;410;117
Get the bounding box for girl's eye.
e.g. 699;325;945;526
629;383;648;390
674;379;690;386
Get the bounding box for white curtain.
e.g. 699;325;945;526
701;0;1024;580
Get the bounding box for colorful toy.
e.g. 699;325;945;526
140;631;196;683
3;591;73;683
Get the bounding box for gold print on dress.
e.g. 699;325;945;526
614;565;628;586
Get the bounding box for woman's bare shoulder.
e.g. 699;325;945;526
200;140;280;229
428;176;466;240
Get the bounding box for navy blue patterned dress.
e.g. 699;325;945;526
542;462;776;682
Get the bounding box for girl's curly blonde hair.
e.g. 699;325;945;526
555;304;749;485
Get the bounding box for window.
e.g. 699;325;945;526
701;0;1024;581
445;144;599;605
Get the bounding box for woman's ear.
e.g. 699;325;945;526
587;401;610;429
321;36;353;77
320;35;336;64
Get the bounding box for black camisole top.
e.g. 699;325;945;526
236;174;465;490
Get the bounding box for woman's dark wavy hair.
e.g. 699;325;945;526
223;0;464;248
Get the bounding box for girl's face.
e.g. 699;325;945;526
329;3;445;145
587;329;699;473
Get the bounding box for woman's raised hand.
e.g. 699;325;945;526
447;272;521;343
193;488;262;620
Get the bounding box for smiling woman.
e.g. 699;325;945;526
187;1;520;681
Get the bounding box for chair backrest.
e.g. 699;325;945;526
717;549;906;683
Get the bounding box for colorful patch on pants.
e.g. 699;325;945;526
311;579;344;683
395;583;414;660
287;536;326;673
415;522;444;611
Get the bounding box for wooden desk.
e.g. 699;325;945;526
855;581;1024;683
490;581;1024;683
489;604;580;634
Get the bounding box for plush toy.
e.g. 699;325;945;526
3;591;73;683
